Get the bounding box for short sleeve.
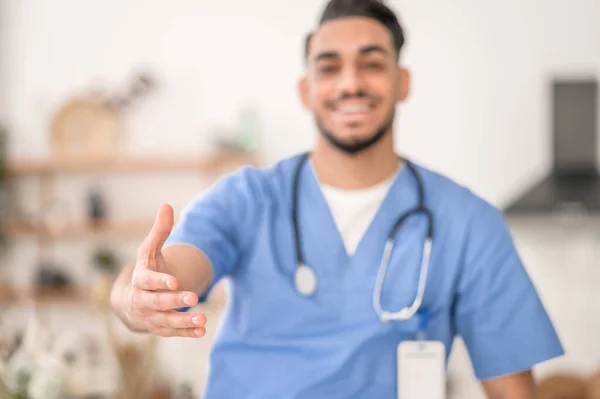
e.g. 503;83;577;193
164;166;261;303
453;202;564;381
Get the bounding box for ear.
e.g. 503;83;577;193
297;76;311;110
396;67;411;103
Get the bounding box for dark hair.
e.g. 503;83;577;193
304;0;405;62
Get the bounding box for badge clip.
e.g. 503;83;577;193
416;307;431;343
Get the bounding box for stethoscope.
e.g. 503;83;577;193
291;152;434;322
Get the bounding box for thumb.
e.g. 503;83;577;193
145;203;174;255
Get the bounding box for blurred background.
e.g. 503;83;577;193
0;0;598;398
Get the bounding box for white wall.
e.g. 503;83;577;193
0;0;10;122
1;0;598;288
395;0;600;204
3;0;599;208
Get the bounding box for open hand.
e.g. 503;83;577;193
126;204;207;337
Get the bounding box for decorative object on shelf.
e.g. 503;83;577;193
236;103;262;153
212;103;262;155
0;126;6;247
0;125;7;177
50;92;122;161
0;311;129;398
33;267;71;289
52;331;119;397
105;72;156;112
22;354;64;399
50;71;157;161
1;312;65;399
92;247;119;275
0;312;25;396
112;340;158;399
5;349;36;398
0;314;24;363
88;188;107;227
90;247;119;309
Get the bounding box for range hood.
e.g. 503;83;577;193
505;78;600;214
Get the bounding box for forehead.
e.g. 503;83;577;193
309;16;394;60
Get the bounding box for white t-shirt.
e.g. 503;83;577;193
317;167;399;256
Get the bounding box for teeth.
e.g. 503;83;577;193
339;104;370;114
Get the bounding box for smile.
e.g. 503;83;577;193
333;101;375;123
338;103;371;114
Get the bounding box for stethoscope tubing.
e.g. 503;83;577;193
290;152;434;322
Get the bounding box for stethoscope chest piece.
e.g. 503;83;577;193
295;263;317;296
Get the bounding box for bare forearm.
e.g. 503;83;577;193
483;370;535;399
161;244;214;296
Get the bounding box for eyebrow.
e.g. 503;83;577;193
359;45;388;56
313;44;389;63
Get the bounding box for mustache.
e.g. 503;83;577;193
325;90;378;106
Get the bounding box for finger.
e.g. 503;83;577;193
132;268;178;291
147;311;207;329
133;289;198;311
139;204;174;261
151;326;206;338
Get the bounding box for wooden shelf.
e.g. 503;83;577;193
3;219;156;239
0;285;89;305
0;283;228;309
4;150;258;176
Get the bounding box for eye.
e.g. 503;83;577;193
318;64;339;74
365;62;385;71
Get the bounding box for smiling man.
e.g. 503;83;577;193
300;6;406;161
110;1;564;398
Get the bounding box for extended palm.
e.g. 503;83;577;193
126;204;207;337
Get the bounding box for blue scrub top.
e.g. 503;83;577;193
165;153;564;398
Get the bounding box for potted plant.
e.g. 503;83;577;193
90;247;119;310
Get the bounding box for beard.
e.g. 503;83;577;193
314;105;396;155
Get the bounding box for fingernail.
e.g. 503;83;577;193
192;316;200;325
194;328;204;336
164;278;173;289
183;296;191;306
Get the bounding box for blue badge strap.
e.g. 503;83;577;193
416;307;431;341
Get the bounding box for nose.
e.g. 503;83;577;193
337;66;365;96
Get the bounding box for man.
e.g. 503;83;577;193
110;0;564;397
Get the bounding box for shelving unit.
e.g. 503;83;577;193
5;151;255;176
1;149;258;305
3;151;259;240
0;280;227;308
4;218;155;239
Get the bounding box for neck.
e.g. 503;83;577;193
310;132;401;190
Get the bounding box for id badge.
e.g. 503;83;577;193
397;340;446;399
